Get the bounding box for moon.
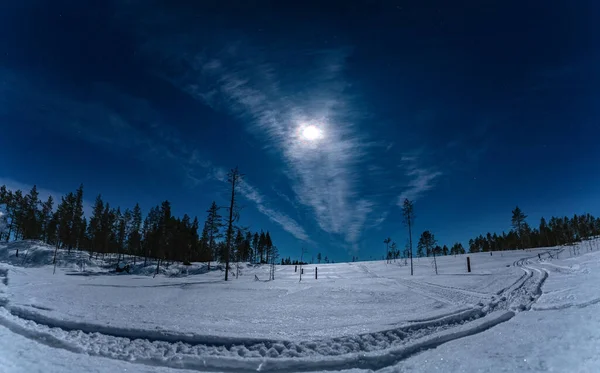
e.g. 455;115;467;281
301;125;323;141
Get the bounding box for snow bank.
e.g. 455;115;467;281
1;239;599;372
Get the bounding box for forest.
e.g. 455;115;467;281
384;205;600;264
2;183;599;271
0;183;279;272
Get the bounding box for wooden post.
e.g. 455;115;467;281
467;256;471;273
301;268;304;275
315;267;318;279
295;265;297;272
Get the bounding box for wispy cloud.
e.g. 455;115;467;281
396;156;443;204
1;68;307;241
208;166;310;242
144;38;377;249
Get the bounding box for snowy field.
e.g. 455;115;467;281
1;240;599;372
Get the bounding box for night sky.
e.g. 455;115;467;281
1;1;599;261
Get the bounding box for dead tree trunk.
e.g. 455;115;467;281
224;167;242;281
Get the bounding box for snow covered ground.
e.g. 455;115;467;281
1;240;599;372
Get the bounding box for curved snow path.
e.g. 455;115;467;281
0;256;549;372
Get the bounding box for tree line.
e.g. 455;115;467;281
467;206;600;253
0;176;279;276
384;201;597;276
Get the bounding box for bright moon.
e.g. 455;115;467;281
301;125;323;141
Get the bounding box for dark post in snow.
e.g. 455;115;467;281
315;267;318;279
467;256;471;273
299;247;307;282
295;265;297;272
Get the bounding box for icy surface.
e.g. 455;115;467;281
1;240;599;372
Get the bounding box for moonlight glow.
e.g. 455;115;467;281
301;125;324;141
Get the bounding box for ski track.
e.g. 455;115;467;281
0;254;550;372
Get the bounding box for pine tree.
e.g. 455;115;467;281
78;217;88;251
12;190;24;240
252;232;259;263
156;200;172;273
0;203;7;240
72;184;84;250
384;237;391;263
402;198;415;275
40;196;54;243
22;185;40;240
204;201;223;263
190;216;200;262
265;231;273;264
417;231;437;259
0;186;9;241
511;206;528;249
390;241;398;261
244;231;253;262
317;252;322;263
259;231;266;263
127;203;142;259
116;207;129;263
88;195;104;258
199;222;210;265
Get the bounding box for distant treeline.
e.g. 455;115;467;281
466;207;600;253
0;184;278;266
385;206;600;263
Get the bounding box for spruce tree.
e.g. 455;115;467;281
127;203;142;259
511;206;528;249
88;195;104;258
40;196;54;243
22;185;40;240
259;231;266;263
252;232;259;263
204;201;223;263
190;216;200;262
72;184;84;250
402;198;415;275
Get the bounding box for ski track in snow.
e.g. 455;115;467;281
0;252;551;373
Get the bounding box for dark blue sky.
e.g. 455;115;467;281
1;1;599;261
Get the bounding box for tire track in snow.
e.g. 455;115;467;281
0;257;549;373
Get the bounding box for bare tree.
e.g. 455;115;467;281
224;167;243;281
390;241;398;262
402;199;415;276
384;237;391;263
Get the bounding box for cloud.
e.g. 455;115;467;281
396;156;443;204
138;33;379;249
208;167;310;242
1;67;309;242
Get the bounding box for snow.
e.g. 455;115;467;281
1;240;600;372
